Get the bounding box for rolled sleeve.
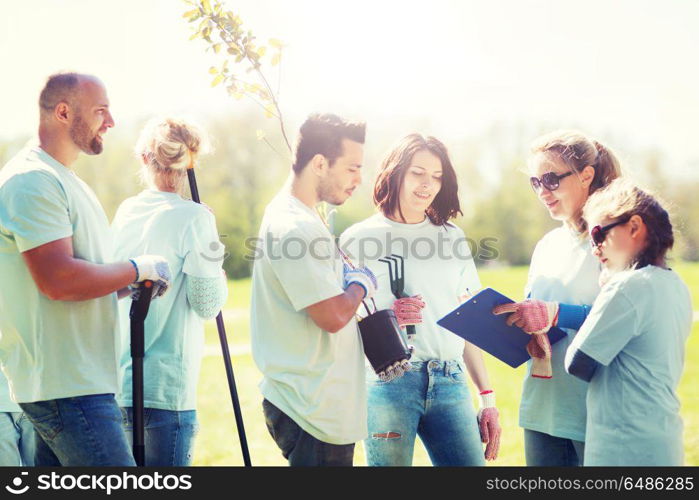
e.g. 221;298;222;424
0;172;72;252
569;285;639;366
182;210;225;279
268;226;343;312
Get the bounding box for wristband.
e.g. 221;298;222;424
349;281;368;299
479;390;496;408
128;259;140;282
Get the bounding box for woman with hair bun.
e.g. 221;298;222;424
493;130;622;466
565;179;691;465
112;117;227;466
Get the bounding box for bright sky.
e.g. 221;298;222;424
2;0;698;175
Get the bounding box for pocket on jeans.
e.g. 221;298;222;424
448;364;466;383
262;400;301;459
120;407;130;428
22;401;63;441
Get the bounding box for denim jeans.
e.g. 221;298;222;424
365;359;485;466
19;394;136;466
0;412;36;466
263;399;355;466
121;407;198;466
524;428;585;466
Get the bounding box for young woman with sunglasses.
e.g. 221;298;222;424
493;131;622;466
564;179;691;465
340;134;501;466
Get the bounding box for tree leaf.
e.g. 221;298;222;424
201;0;212;14
257;46;266;57
213;43;221;54
271;53;281;66
189;31;201;41
211;74;225;87
209;66;218;75
183;9;198;19
256;129;266;141
269;38;283;49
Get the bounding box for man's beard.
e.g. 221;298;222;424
69;113;103;155
317;179;346;206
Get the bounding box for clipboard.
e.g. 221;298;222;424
437;288;567;368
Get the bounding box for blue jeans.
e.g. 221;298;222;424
524;429;585;466
365;359;485;466
263;399;355;466
0;412;36;466
19;394;136;466
121;407;198;466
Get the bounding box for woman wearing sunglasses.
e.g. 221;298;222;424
564;179;691;465
340;134;501;466
493;131;622;466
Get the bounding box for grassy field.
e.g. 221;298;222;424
193;263;699;466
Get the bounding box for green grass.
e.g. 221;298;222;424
193;264;699;466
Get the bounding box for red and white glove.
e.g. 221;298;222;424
476;390;501;461
391;295;425;328
492;299;559;335
492;300;557;379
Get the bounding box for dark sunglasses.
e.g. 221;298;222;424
589;217;631;248
530;171;573;192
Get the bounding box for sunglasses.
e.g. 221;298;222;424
589;217;631;248
530;171;573;192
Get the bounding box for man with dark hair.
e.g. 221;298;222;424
251;113;375;466
0;72;171;466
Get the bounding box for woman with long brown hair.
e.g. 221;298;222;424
340;134;501;466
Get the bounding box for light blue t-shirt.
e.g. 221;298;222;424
251;190;367;445
567;266;692;465
112;189;225;411
0;146;119;403
520;225;601;442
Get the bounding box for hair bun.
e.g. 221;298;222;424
136;116;211;190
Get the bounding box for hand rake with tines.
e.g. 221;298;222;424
378;254;416;339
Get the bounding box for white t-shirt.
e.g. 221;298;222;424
0;368;20;413
520;225;601;442
112;190;225;411
250;191;367;445
0;147;119;403
340;213;481;362
568;266;692;465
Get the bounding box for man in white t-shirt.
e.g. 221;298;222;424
251;113;376;466
0;73;171;466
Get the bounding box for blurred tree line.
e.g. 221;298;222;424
2;116;698;278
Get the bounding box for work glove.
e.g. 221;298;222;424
343;264;378;300
493;300;558;378
129;255;172;298
476;390;501;461
391;295;425;328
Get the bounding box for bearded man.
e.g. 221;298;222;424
0;72;171;466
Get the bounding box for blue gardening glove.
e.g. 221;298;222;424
343;263;377;300
129;255;171;298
